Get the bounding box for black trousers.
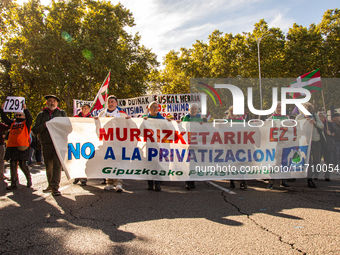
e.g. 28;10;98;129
10;160;31;185
42;143;62;191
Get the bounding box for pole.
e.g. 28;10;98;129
257;39;262;111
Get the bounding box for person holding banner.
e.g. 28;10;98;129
296;102;323;188
179;103;203;190
226;106;247;190
32;95;67;196
266;102;292;189
0;103;32;190
143;101;172;191
95;95;128;192
73;103;92;186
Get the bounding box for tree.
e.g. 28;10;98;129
319;8;340;78
155;12;340;117
0;0;158;116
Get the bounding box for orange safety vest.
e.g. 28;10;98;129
7;121;31;148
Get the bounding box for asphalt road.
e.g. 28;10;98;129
0;164;339;254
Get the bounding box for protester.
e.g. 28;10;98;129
32;95;67;196
180;104;203;123
73;103;92;186
318;111;337;181
226;106;247;190
0;104;32;190
296;102;323;188
179;103;203;190
266;102;291;189
143;101;171;191
74;103;92;118
95;95;128;192
332;113;340;169
0;121;10;180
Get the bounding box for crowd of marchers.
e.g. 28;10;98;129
1;95;339;196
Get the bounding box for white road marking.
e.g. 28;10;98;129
208;181;237;194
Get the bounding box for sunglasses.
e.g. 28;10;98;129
15;114;24;117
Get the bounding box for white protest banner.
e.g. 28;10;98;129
117;93;204;120
73;100;94;116
47;117;312;181
3;96;25;113
73;93;205;120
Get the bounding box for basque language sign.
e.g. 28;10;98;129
47;117;312;181
73;93;205;119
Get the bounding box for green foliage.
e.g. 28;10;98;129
155;11;340;117
0;0;158;117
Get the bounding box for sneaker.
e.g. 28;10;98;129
73;179;79;185
43;186;52;193
104;184;114;190
280;182;291;188
267;184;274;189
240;181;247;190
325;178;331;182
101;179;107;185
115;185;123;192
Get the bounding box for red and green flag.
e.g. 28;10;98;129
288;69;322;98
90;71;110;114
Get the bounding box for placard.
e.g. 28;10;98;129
3;96;25;113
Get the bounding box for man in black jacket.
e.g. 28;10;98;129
32;95;67;196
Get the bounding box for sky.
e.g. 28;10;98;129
17;0;339;64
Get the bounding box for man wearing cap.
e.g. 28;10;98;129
74;103;92;118
95;95;129;192
32;95;67;196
